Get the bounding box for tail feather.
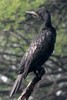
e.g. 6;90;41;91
10;74;23;97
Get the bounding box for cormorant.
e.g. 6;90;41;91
10;9;56;97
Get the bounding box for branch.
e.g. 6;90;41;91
18;68;45;100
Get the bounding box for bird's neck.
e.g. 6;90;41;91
42;22;52;31
44;20;51;27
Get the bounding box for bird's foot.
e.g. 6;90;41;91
37;67;45;79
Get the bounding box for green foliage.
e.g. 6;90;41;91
0;0;46;20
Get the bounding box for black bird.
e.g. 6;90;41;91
10;9;56;97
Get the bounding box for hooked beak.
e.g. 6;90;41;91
26;11;39;17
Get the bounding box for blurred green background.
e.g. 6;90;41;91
0;0;67;100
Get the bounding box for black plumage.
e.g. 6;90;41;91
10;10;56;97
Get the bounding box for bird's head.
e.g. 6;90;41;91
26;9;51;26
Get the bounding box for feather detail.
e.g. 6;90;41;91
10;74;23;97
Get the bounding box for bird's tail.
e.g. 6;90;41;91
10;74;23;97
